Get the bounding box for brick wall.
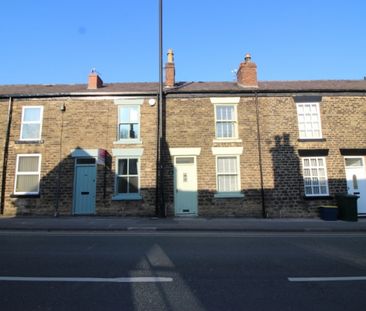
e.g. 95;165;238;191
2;97;158;216
164;94;366;218
1;93;365;218
164;96;263;217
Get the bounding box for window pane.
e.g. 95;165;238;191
16;175;39;193
217;158;226;173
129;159;138;175
119;107;130;123
320;186;327;194
130;107;139;123
216;123;223;137
218;157;237;173
129;124;139;139
218;175;225;192
345;158;363;167
218;175;238;192
117;177;128;193
129;177;138;193
22;124;40;139
118;159;127;175
176;157;194;164
18;156;39;172
305;186;312;195
23;107;41;122
119;124;129;139
76;158;96;165
217;122;234;138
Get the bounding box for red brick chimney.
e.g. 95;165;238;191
88;69;103;89
237;53;258;88
165;49;175;88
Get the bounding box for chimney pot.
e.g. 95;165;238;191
165;49;175;88
237;53;258;88
88;70;103;89
167;49;174;63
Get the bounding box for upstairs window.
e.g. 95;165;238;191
215;105;237;139
296;102;322;139
118;105;140;140
302;157;329;196
14;154;41;195
20;106;43;140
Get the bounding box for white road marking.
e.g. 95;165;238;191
288;276;366;282
1;231;366;238
0;276;173;283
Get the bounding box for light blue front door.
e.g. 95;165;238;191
74;165;96;215
174;157;198;216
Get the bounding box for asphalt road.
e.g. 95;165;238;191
0;231;365;311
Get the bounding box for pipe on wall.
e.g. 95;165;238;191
255;92;267;218
1;97;13;214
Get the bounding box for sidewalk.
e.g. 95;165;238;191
0;216;366;232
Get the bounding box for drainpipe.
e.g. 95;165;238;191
54;102;66;217
1;97;13;214
255;92;266;218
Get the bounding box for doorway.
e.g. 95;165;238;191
73;158;96;215
174;156;198;216
345;156;366;214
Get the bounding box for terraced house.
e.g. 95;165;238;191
1;51;366;218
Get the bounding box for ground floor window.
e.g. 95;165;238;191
302;157;329;196
116;158;139;195
14;154;41;194
216;156;240;192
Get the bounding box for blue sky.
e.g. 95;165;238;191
1;0;365;84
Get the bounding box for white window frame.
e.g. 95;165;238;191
296;102;322;139
113;157;142;200
14;154;41;195
301;157;329;197
212;147;244;198
214;104;239;140
20;106;44;141
114;98;143;145
111;149;143;201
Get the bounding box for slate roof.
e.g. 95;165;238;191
1;80;366;97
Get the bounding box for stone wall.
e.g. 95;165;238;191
2;97;158;216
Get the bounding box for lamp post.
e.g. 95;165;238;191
157;0;166;217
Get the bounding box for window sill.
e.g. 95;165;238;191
113;140;142;145
303;195;333;200
214;192;244;199
15;140;44;144
10;193;40;198
112;194;142;201
298;138;326;142
213;139;242;143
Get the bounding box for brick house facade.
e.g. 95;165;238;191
1;53;366;217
